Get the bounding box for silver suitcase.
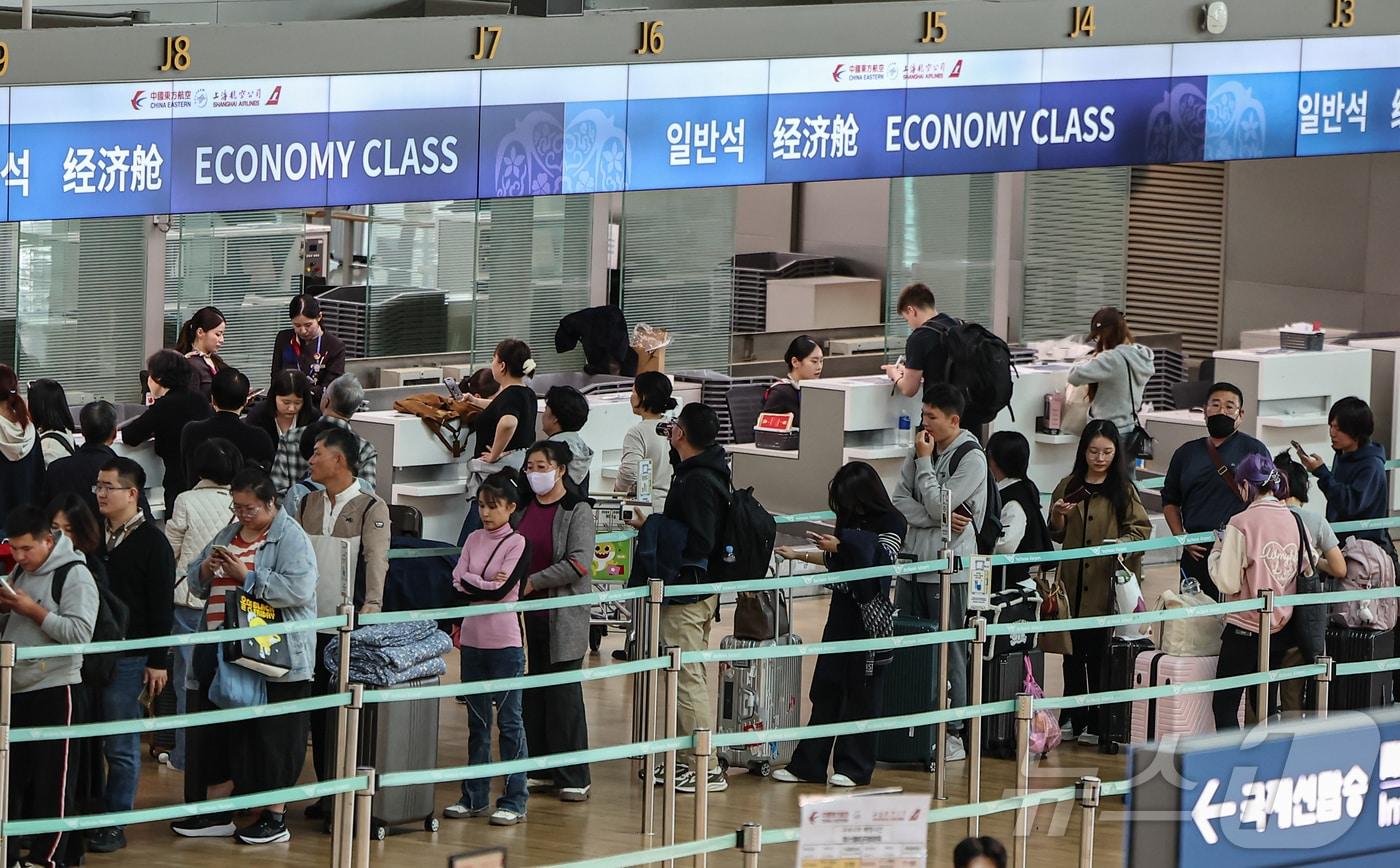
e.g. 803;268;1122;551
716;631;803;776
330;675;441;839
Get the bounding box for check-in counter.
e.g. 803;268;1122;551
729;375;920;515
988;363;1079;496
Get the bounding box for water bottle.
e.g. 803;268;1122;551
722;545;737;564
897;413;912;446
637;458;653;505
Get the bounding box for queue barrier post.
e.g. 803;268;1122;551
0;642;14;863
1315;654;1334;720
352;767;376;868
335;683;365;868
935;489;953;801
642;578;664;837
1076;775;1101;868
692;727;713;868
1011;693;1033;868
662;645;682;865
967;615;987;837
739;821;762;867
1256;589;1274;730
332;603;355;868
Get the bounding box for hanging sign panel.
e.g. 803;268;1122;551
1168;40;1301;163
624;60;768;191
326;71;481;206
8;84;164;221
1297;36;1400;157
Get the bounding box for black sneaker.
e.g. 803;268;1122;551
235;810;291;845
171;813;236;838
86;827;127;853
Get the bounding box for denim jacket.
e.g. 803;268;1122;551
185;508;319;686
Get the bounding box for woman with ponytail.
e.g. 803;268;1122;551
1208;452;1316;729
0;364;41;534
458;340;539;542
175;306;227;398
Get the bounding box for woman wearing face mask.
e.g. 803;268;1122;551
516;440;596;803
271;295;346;406
1208;453;1313;730
1047;419;1151;744
614;371;677;509
175;306;228;399
761;335;823;426
246;370;320;495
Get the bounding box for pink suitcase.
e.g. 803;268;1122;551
1130;650;1218;743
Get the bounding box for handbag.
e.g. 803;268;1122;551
1110;557;1151;641
1289;510;1328;662
1023;655;1063;755
733;591;790;642
1119;355;1154;460
209;651;268;709
1153;579;1223;656
1034;569;1074;657
1062;381;1092;437
222;588;293;678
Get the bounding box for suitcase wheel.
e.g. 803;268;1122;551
425;814;439;833
1099;740;1120;756
747;760;771;778
374;824;387;842
925;761;936;774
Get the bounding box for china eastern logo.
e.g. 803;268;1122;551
831;64;845;83
834;62;895;83
130;87;193;110
130;90;146;110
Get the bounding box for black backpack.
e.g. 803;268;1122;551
51;560;131;686
946;441;1003;556
709;482;777;583
919;319;1015;427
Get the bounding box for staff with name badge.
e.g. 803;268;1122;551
271;294;346;407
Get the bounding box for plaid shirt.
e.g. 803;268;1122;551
270;424;309;496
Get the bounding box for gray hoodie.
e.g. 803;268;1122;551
893;428;988;584
1068;343;1156;436
549;431;595;491
0;533;98;694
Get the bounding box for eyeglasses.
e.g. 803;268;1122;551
1205;399;1241;413
91;484;134;495
229;503;266;517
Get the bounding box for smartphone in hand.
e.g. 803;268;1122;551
1062;486;1091;505
1291;439;1306;456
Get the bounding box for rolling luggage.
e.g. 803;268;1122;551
149;650;177;761
875;616;940;771
327;675;441;838
1130;651;1217;744
982;650;1044;759
1099;637;1153;754
1325;627;1395;711
977;581;1041;661
715;632;803;776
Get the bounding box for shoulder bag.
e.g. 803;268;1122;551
1120;355;1154;461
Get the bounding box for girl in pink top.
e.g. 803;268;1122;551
1208;453;1315;730
447;469;530;825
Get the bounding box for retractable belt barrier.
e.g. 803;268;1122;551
3;502;1399;865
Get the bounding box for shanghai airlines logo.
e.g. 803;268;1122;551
831;64;845;83
130;90;146;110
266;85;283;106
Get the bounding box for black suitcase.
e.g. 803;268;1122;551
1326;627;1395;711
149;650;177;760
1100;637;1153;754
876;616;939;771
982;650;1044;759
978;582;1042;661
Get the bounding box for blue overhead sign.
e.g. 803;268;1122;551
1125;709;1400;867
0;35;1393;218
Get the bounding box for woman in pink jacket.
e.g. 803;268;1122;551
445;469;531;826
1208;453;1315;730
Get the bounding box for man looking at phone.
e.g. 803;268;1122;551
0;505;99;868
180;366;274;477
90;457;176;853
1161;382;1271;599
892;383;987;762
882;282;956;399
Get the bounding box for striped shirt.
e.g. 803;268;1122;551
205;530;267;628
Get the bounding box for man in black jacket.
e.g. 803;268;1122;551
88;457;176;854
657;402;730;795
43;401;152;521
179;367;274;478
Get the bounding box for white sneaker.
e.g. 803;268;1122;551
771;768;802;783
944;735;966;762
525;777;554;792
559;786;591;802
827;773;857;787
488;809;525;826
1077;730;1100;747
